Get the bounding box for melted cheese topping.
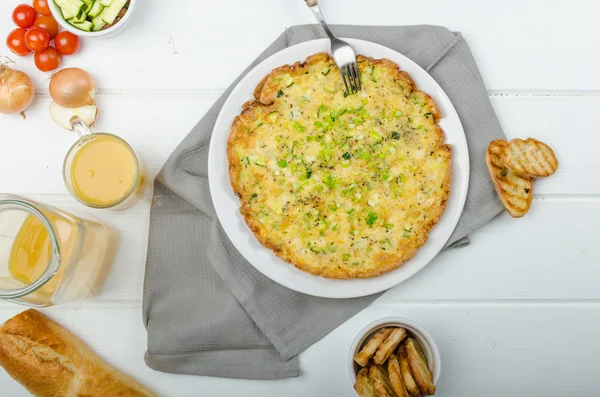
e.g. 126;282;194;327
228;54;451;278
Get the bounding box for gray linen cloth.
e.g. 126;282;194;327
143;25;505;380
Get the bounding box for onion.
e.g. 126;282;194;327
49;101;98;130
0;59;35;115
49;68;96;108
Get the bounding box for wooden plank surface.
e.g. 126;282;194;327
0;0;597;395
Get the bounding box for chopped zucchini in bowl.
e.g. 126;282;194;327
52;0;132;33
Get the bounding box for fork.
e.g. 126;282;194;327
304;0;361;95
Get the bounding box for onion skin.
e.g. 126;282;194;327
0;67;34;114
49;68;96;108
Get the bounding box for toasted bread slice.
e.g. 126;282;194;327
502;138;558;177
369;364;399;397
355;368;377;397
398;345;421;397
355;328;394;367
405;338;436;396
388;354;410;397
374;328;408;365
487;140;534;218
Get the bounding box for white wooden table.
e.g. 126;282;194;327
2;1;599;395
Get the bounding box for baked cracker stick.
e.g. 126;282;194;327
355;328;394;367
373;328;408;365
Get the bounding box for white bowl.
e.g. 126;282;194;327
348;317;441;387
49;0;137;39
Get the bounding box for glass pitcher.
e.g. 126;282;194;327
0;194;117;306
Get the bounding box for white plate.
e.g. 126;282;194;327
209;39;469;298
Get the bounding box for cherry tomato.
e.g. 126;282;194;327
34;46;61;72
33;0;52;16
25;27;50;52
12;4;37;28
33;16;59;39
6;28;31;56
54;31;80;55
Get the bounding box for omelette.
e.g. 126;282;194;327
227;53;451;279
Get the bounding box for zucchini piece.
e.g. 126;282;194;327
87;1;103;17
72;20;93;31
64;0;85;8
100;0;113;5
60;6;75;20
55;0;82;16
82;1;94;13
91;14;106;31
71;8;87;23
101;0;127;24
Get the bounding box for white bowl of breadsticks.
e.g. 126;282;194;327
350;318;441;397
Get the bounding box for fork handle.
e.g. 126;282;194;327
306;2;337;42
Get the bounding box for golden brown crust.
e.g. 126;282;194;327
388;355;410;397
369;364;399;397
355;328;394;367
355;367;377;397
502;138;558;177
405;338;436;396
486;140;533;218
228;52;452;279
373;328;408;365
398;345;421;397
0;309;156;397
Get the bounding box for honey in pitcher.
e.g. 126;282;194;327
8;214;75;295
69;133;141;208
2;203;117;306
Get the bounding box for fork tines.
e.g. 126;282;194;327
342;63;361;95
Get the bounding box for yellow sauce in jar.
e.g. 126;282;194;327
70;134;138;207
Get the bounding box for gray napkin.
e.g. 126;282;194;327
142;24;505;380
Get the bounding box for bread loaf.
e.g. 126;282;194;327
0;309;156;397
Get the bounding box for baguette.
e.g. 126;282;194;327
0;309;156;397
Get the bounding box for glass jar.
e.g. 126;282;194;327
63;117;144;210
0;194;117;306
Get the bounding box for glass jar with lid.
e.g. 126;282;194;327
0;194;117;306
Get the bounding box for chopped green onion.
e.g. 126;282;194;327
391;132;400;140
324;173;336;189
370;130;383;141
269;112;279;123
322;68;331;76
359;152;371;161
277;90;284;98
293;122;306;133
277;159;288;168
366;212;378;227
347;208;355;215
343;152;352;160
342;253;351;261
332;224;340;231
383;223;394;230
